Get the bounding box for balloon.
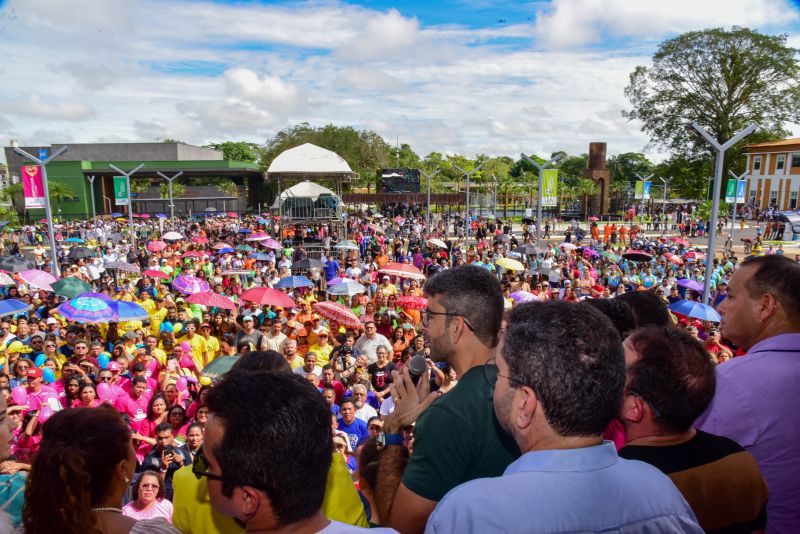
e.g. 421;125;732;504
38;405;54;424
10;386;27;406
96;382;114;401
42;368;56;384
98;354;110;370
199;376;213;386
176;376;188;392
34;354;46;367
184;375;198;384
179;355;195;370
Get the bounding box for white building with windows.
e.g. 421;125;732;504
744;138;800;210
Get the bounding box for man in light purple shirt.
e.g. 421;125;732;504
696;255;800;534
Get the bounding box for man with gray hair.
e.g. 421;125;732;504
352;383;378;423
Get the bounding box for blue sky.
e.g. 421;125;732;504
1;0;799;164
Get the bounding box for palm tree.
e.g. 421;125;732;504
47;181;75;219
0;183;24;214
159;181;186;200
130;178;152;195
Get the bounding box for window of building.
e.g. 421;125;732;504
769;190;778;207
749;190;757;205
792;154;800;168
753;156;761;170
776;154;786;170
791;191;798;210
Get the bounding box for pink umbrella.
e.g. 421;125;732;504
263;239;282;249
181;251;205;259
147;240;168;252
140;213;151;219
379;262;425;280
240;287;295;307
172;275;210;294
143;269;169;279
313;301;361;329
245;232;270;242
19;269;57;291
212;242;231;250
226;212;238;218
186;291;237;310
191;236;209;244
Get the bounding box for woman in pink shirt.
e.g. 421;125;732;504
75;382;102;408
122;469;174;522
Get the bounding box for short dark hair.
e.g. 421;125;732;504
616;290;671;327
741;255;800;316
583;298;638;338
626;326;716;434
206;371;331;526
231;350;291;374
155;422;172;435
424;265;504;347
502;301;625;437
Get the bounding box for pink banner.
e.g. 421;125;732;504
21;165;46;209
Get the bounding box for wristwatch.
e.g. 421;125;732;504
377;432;404;447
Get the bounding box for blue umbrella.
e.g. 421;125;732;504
216;247;235;254
238;228;252;234
111;212;123;218
275;275;313;289
65;237;84;243
107;301;150;321
0;299;32;316
668;300;721;322
248;253;271;261
155;213;167;219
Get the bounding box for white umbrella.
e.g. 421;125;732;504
162;231;184;240
559;243;577;251
327;279;367;297
427;238;447;249
334;240;360;251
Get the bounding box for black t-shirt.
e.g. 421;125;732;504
367;361;397;392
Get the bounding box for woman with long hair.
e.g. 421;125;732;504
182;422;203;463
122;469;173;522
61;375;82;408
22;405;179;533
77;382;101;408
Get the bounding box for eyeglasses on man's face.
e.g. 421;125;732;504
421;309;474;331
482;357;525;389
192;446;227;482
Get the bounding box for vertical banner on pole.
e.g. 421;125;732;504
541;169;558;206
634;181;643;200
725;180;748;204
736;180;746;203
642;181;651;200
21;165;46;208
114;176;129;206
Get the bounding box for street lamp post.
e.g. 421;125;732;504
12;144;68;277
157;171;183;226
658;177;672;235
420;169;440;234
453;161;486;237
690;122;756;304
521;152;564;248
109;164;144;248
86;175;97;222
727;170;748;246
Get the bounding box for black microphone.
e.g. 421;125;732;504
407;355;428;385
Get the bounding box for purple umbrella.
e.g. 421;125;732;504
76;291;114;302
172;275;210;295
677;279;704;292
510;291;538;303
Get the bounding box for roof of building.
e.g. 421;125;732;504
746;138;800;150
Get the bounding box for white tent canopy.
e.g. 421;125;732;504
266;143;355;177
271;181;341;210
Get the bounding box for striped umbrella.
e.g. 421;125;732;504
240;287;295;308
57;296;114;323
172;275;210;294
245;232;270;242
313;301;361;329
186;291;238;310
75;292;113;302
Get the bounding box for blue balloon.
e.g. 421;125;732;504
98;354;110;370
42;368;56;384
35;354;46;367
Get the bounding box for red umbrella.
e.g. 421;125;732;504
143;269;169;279
313;301;361;329
683;251;705;260
670;237;689;247
186;291;237;310
379;262;425;280
147;240;167;252
663;253;684;266
240;287;295;307
181;250;205;259
226;212;238;218
396;295;428;310
191;236;209;244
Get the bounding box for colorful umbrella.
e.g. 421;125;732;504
0;299;33;316
140;214;151;219
248;253;271;261
327;280;367;297
245;232;270;242
275;275;314;289
240;287;295;307
395;295;429;310
510;291;537;303
181;251;205;259
105;261;141;273
212;242;231;250
143;269;169;279
313;301;361;329
677;279;704;292
19;269;57;291
75;292;113;302
263;239;283;249
147;240;168;252
495;258;525;271
559;243;577;251
162;231;184;240
57;296;113;323
107;301;150;321
51;278;91;298
0;256;34;273
238;228;252;234
379;263;425;281
326;277;347;286
186;291;238;310
668;300;721;322
215;247;235;255
172;275;210;294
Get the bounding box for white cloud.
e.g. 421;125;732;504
10;95;95;121
534;0;799;48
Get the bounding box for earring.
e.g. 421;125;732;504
123;475;130;485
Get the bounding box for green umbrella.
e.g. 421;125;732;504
601;251;619;261
51;278;92;299
201;356;240;379
235;245;254;252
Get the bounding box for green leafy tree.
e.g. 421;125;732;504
608;152;654;190
218;181;238;197
159;181;186;199
388;143;422;169
130;178;152;195
624;27;800;164
206;141;261;163
0;183;24;214
48;181;75;216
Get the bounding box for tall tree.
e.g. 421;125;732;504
48;181;75;216
624;27;800;160
607;152;654;188
0;183;23;214
206;142;261;163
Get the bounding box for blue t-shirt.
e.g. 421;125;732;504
337;418;368;450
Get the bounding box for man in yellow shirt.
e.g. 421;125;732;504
149;297;168;337
379;275;398;296
309;328;334;365
137;289;155;314
177;320;209;371
199;322;220;360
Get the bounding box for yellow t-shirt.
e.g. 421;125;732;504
203;335;220;360
309;343;333;366
171;453;367;534
138;297;155;314
150;307;168;336
177;334;209;370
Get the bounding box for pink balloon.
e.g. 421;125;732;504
179;355;195;370
176;376;188;392
96;382;114;401
10;386;27;406
38;405;54;423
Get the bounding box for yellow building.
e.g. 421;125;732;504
745;138;800;210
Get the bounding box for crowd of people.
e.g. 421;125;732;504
0;208;795;534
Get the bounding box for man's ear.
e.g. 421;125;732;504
621;394;645;424
516;386;538;429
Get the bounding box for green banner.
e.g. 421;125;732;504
542;169;558;206
114;176;129;206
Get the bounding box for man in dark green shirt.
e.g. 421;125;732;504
376;266;520;534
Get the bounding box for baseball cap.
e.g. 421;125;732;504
243;315;254;322
46;317;58;325
27;367;43;379
318;328;329;336
297;328;308;337
382;275;390;280
124;331;138;340
108;361;122;372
